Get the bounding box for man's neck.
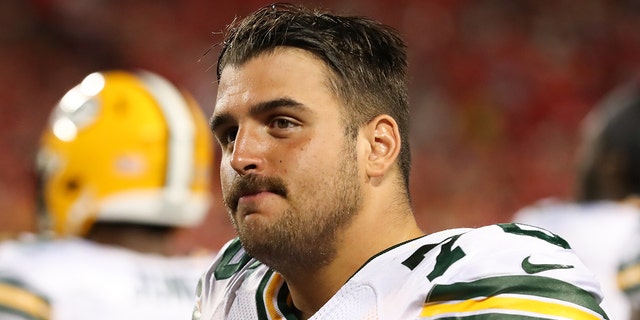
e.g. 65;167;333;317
281;205;424;318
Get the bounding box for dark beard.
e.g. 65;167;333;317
239;187;360;275
228;146;361;275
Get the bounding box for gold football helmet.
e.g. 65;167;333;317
37;70;213;236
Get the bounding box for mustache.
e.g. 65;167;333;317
224;174;288;210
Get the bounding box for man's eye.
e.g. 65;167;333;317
222;127;238;145
272;118;295;129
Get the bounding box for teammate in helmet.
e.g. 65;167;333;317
193;3;608;319
0;70;215;320
513;77;640;319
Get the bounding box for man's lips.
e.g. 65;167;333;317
235;191;283;218
238;191;273;203
225;174;288;211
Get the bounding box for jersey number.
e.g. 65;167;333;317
402;235;465;281
401;223;570;280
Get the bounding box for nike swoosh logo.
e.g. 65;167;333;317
521;256;574;274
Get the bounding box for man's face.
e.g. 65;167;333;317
211;47;362;272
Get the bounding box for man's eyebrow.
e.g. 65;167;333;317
210;97;305;132
209;113;231;133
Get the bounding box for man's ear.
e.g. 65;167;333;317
364;114;401;178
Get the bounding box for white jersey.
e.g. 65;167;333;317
513;199;640;320
0;236;214;320
193;223;608;319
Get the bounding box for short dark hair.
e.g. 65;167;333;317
576;79;640;201
216;3;412;191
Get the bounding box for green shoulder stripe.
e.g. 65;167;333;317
427;275;608;319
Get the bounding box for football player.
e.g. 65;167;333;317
193;3;609;319
0;70;215;320
514;78;640;319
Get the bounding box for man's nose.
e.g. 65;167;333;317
229;127;266;175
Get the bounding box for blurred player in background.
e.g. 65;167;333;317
0;70;215;320
513;77;640;319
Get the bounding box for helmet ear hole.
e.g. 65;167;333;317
113;97;129;116
65;178;80;193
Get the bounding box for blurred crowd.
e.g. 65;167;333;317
2;0;640;252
